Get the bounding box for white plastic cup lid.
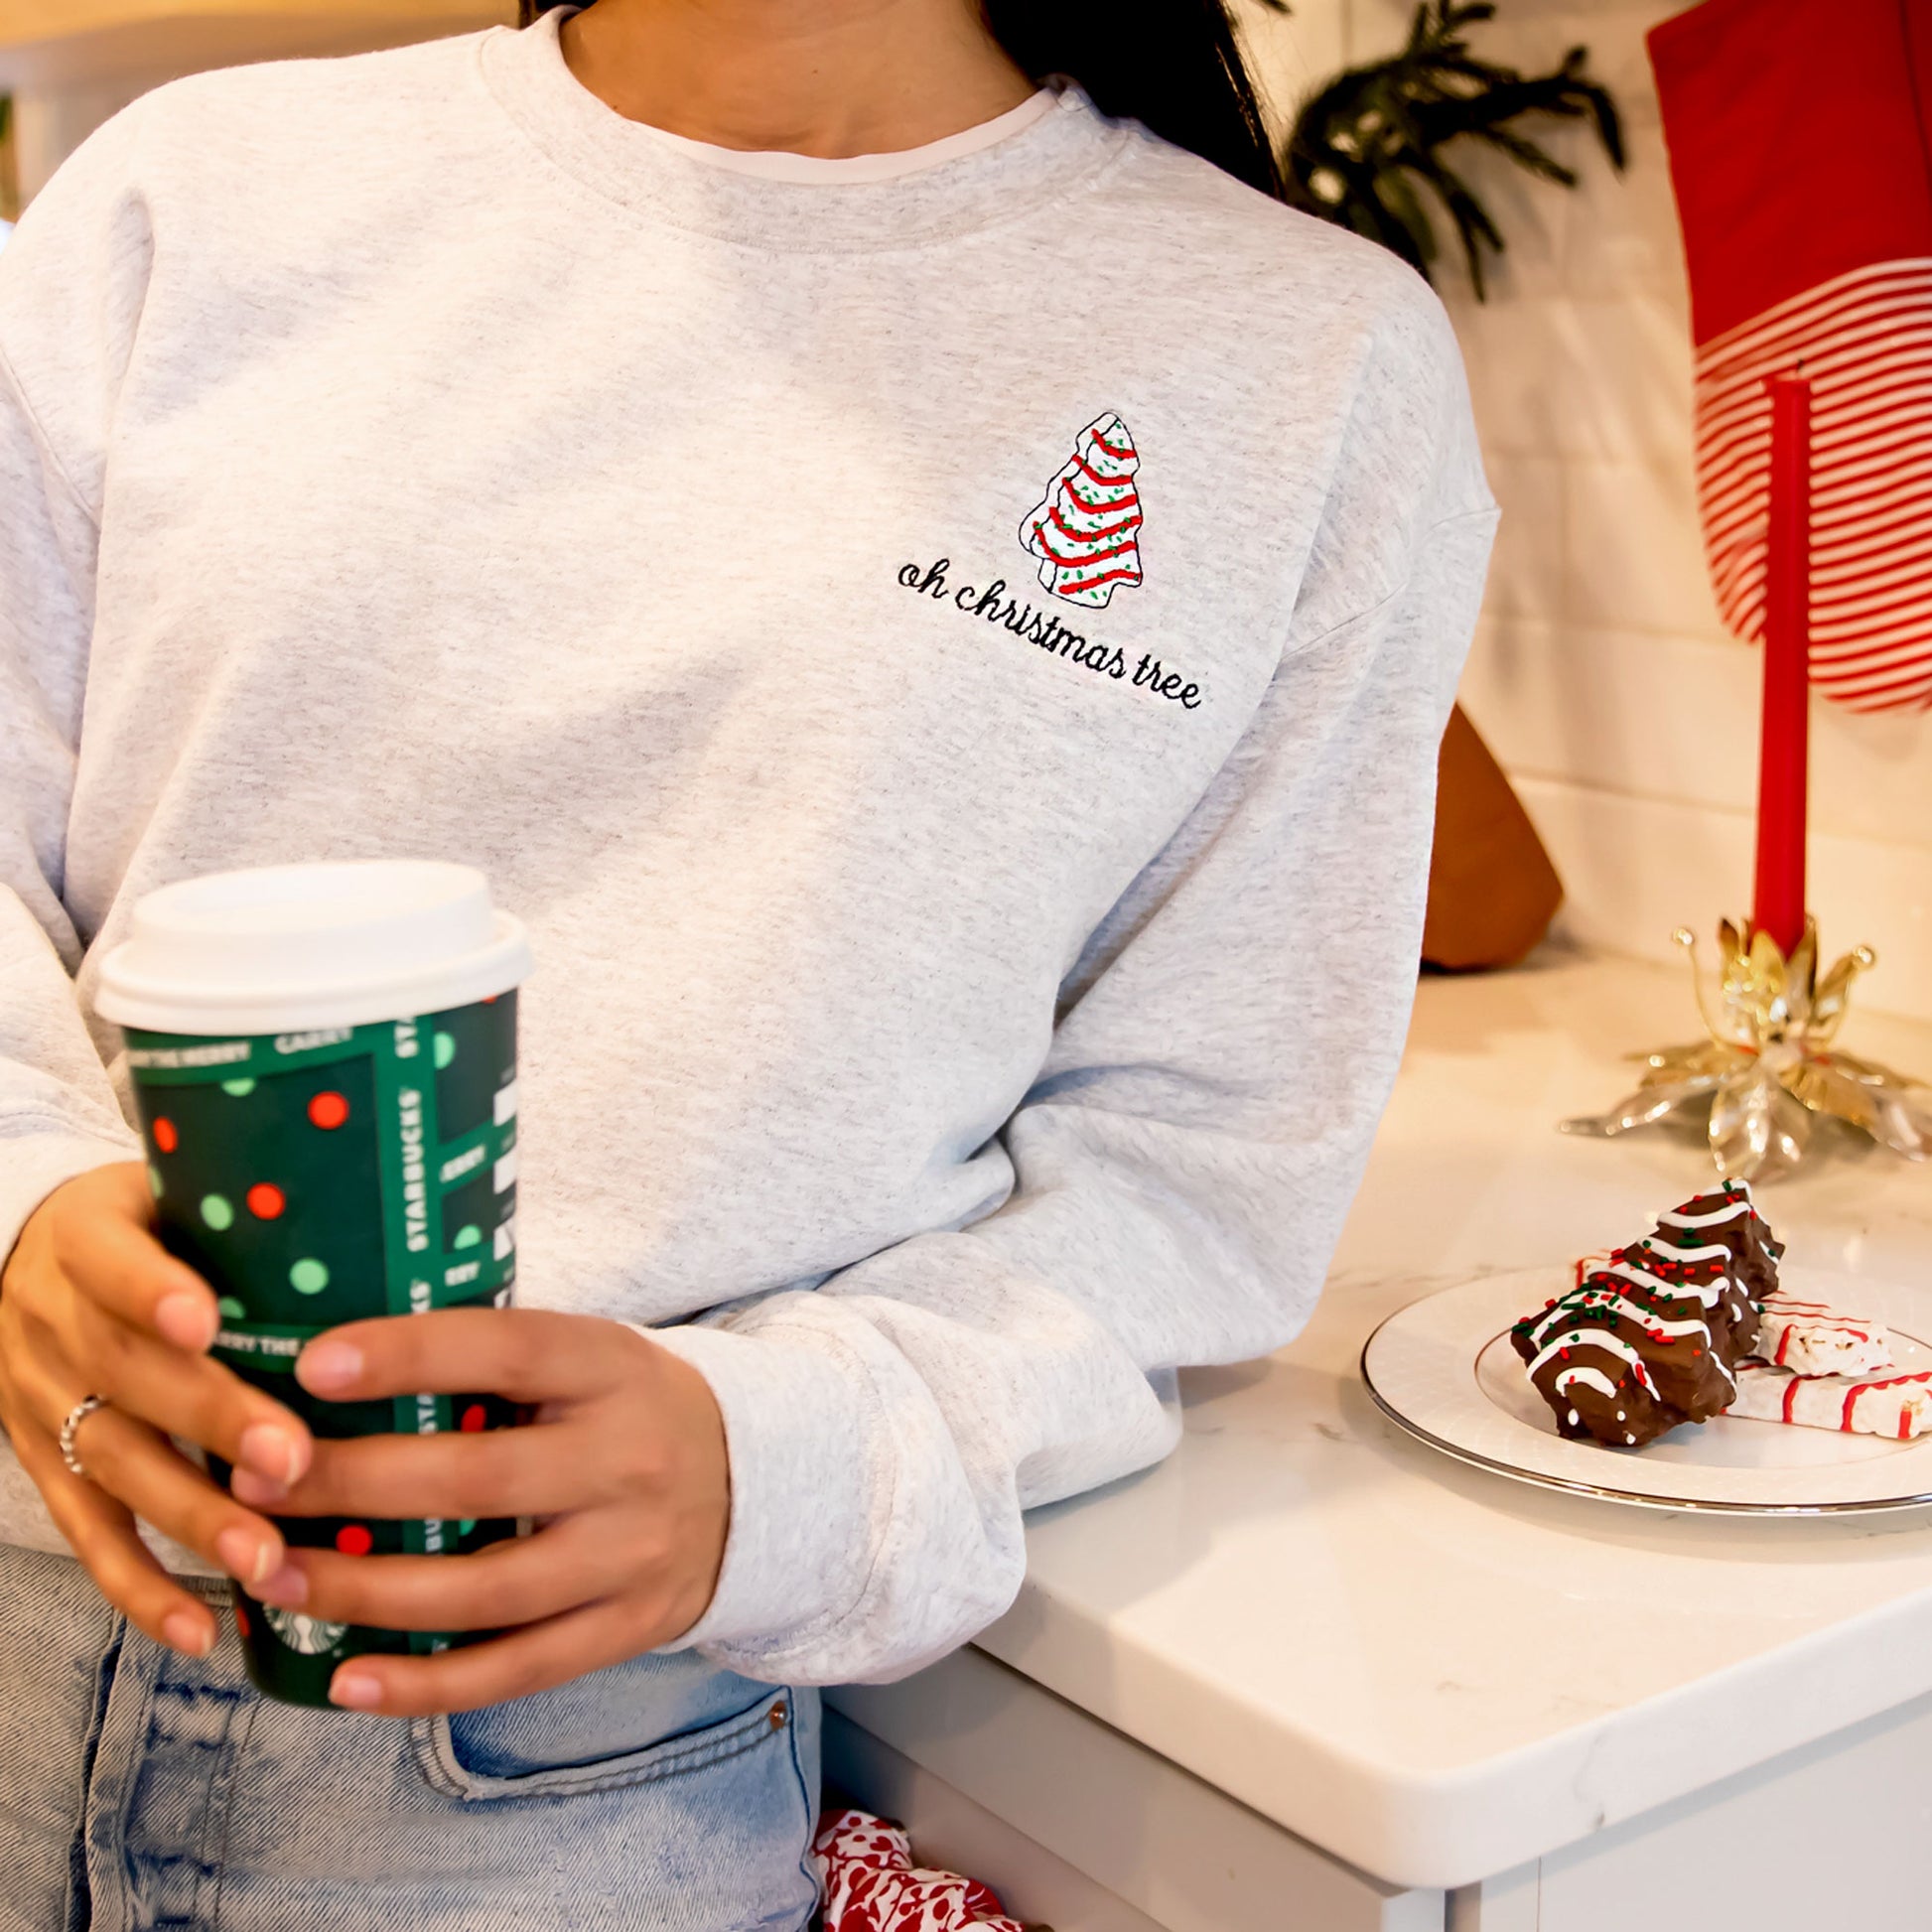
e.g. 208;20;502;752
94;860;532;1036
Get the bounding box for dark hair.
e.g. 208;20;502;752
516;0;1286;201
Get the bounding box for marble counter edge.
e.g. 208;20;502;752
972;1572;1932;1889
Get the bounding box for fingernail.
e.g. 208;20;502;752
299;1340;362;1394
215;1526;272;1582
228;1465;287;1507
237;1425;303;1483
254;1562;308;1608
330;1671;382;1711
162;1609;214;1657
156;1293;217;1351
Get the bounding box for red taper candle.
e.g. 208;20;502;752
1751;371;1812;956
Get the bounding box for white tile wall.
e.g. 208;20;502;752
1238;0;1932;1020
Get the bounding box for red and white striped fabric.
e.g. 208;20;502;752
1650;0;1932;712
1691;260;1932;711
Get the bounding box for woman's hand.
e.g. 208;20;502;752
232;1308;731;1717
0;1164;315;1656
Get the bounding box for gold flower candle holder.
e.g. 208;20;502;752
1561;918;1932;1182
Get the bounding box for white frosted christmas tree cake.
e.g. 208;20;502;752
1020;412;1145;608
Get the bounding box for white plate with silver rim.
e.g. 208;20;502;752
1361;1266;1932;1514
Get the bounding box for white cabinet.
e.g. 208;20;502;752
1449;1689;1932;1931
827;1647;1443;1932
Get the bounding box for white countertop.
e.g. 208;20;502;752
974;943;1932;1891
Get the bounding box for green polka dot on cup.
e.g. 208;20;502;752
201;1194;234;1231
453;1225;482;1250
289;1258;331;1296
220;1077;257;1097
148;1165;164;1199
217;1297;246;1319
434;1032;457;1069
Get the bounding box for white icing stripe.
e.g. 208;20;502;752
1593;1305;1732;1384
1641;1312;1717;1342
1658;1200;1751;1229
1527;1294;1617;1347
1637;1239;1731;1265
1545;1299;1720;1352
1593;1261;1726;1307
1526;1284;1716;1348
1555;1366;1619;1400
1528;1329;1660;1394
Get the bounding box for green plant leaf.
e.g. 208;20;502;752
1281;0;1623;299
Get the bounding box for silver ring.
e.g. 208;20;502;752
59;1394;110;1479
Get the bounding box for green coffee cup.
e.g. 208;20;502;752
95;861;532;1705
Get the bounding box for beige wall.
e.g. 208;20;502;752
1240;0;1932;1019
13;81;146;198
4;2;511;196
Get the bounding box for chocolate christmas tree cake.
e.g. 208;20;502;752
1514;1181;1780;1449
1647;1180;1783;1309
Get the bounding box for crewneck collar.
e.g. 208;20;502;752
479;6;1130;253
634;86;1057;185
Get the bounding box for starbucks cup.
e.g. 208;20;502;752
94;860;533;1706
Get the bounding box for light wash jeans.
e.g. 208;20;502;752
0;1542;820;1932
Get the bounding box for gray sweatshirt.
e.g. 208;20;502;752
0;9;1495;1685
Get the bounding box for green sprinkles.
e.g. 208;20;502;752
201;1194;234;1232
289;1258;330;1296
220;1077;257;1097
433;1032;457;1070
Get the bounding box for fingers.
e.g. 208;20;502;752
298;1310;638;1406
230;1416;598;1521
8;1412;221;1658
65;1401;292;1589
270;1514;640;1632
327;1596;670;1717
5;1329;294;1587
39;1163;220;1352
22;1299;311;1485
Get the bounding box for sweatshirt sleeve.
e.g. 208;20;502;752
0;113;154;1262
653;283;1499;1686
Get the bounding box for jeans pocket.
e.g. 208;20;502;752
411;1679;798;1804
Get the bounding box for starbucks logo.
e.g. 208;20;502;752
263;1605;348;1655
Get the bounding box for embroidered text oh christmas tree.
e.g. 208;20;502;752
1020;412;1145;608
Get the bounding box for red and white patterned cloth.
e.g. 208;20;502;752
1650;0;1932;712
813;1809;1028;1932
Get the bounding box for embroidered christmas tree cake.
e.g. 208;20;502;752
1019;413;1145;608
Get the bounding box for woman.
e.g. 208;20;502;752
0;0;1495;1925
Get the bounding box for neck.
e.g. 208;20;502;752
558;0;1037;157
